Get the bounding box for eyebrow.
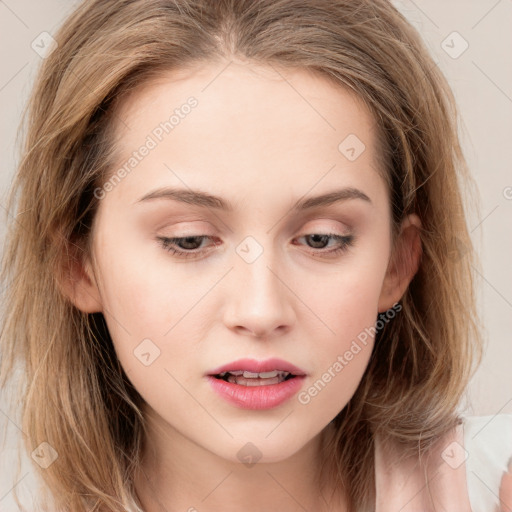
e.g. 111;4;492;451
136;186;372;211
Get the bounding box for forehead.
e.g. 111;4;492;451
113;60;379;148
105;60;387;209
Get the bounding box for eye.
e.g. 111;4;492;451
294;233;354;256
157;235;218;259
157;232;354;259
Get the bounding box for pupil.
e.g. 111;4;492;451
180;236;202;250
307;234;328;249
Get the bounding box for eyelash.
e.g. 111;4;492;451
157;232;354;259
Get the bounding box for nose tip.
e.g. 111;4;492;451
222;261;295;339
234;322;289;339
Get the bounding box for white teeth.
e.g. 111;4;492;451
223;371;292;386
244;377;280;386
243;371;260;378
258;370;279;378
216;370;292;384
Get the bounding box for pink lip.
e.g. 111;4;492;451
206;375;306;410
207;358;307;376
206;358;307;410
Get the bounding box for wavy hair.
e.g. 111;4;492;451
0;0;482;510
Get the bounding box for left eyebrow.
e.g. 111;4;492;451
134;186;372;211
292;187;372;210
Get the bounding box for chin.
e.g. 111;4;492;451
215;432;315;466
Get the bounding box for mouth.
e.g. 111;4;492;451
206;359;307;410
212;370;297;386
207;357;306;387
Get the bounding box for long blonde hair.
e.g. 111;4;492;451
0;0;482;510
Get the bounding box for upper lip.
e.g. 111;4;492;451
207;358;307;376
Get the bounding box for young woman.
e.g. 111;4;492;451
1;0;511;511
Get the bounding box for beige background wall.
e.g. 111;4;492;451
390;0;512;417
0;0;511;506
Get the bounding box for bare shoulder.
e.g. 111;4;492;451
373;415;512;512
461;413;512;512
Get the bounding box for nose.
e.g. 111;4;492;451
222;251;295;339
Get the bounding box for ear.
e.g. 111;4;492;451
56;236;103;313
378;213;422;312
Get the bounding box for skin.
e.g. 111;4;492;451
66;59;423;511
501;458;512;512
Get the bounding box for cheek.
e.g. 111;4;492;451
91;235;222;386
292;256;387;414
92;222;203;333
295;287;378;422
299;252;387;341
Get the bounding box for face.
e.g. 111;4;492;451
73;60;418;466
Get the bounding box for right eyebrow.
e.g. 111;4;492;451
135;187;233;210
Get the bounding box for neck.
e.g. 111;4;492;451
133;411;346;512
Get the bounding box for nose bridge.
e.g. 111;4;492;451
224;235;294;336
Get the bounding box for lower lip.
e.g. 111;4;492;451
206;375;306;410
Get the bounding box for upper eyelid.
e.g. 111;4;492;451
160;230;351;241
157;217;352;234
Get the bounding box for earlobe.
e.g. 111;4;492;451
56;238;103;313
378;214;422;313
